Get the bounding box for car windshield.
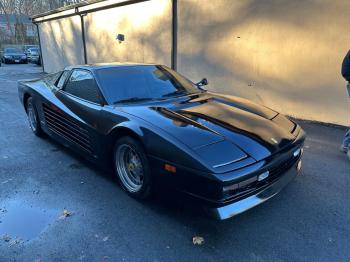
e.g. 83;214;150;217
25;45;37;50
29;48;39;53
4;48;22;54
95;65;202;104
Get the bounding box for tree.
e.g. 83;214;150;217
0;0;85;44
0;0;86;17
0;0;14;38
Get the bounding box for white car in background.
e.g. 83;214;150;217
27;48;40;64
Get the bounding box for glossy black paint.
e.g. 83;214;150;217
18;63;305;211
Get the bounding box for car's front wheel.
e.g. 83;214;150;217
26;97;44;137
114;136;152;199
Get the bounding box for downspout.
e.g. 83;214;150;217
171;0;177;70
77;6;88;65
34;22;45;72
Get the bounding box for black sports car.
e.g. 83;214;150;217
18;63;305;220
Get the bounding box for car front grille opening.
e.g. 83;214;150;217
223;154;299;200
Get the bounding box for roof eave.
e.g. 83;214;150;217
31;0;103;20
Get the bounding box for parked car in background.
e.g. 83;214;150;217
1;48;27;64
27;48;40;64
17;63;305;220
23;45;39;56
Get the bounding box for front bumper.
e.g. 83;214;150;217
29;56;39;63
4;57;27;63
207;161;300;220
149;125;305;220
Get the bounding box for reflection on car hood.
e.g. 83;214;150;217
121;92;297;161
4;53;25;56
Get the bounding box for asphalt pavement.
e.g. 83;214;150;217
0;63;349;262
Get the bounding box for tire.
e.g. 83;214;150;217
26;97;44;137
113;136;152;199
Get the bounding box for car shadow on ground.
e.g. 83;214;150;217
39;132;213;219
24;119;350;253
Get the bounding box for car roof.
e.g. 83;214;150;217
64;62;158;71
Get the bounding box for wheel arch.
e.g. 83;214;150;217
23;92;31;112
106;125;146;166
108;126;144;146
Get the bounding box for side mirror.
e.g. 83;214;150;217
196;78;208;88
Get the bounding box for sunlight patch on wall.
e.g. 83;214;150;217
85;0;171;66
177;0;350;125
39;16;84;72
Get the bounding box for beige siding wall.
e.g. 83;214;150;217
38;0;349;125
177;0;350;126
85;0;172;66
39;0;172;72
38;16;84;73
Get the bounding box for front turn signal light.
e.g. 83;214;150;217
164;164;176;173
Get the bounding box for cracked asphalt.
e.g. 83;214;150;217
0;64;349;262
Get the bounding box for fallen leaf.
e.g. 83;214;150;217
59;209;73;219
192;236;204;245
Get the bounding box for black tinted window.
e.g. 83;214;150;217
5;48;21;53
64;70;102;104
56;71;70;88
95;65;200;104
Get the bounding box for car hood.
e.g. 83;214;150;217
4;53;25;56
120;92;297;161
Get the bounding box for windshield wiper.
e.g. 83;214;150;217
113;97;154;104
162;90;187;98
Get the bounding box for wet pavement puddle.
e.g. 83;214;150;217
0;200;58;241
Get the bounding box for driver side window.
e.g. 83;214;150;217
63;69;102;104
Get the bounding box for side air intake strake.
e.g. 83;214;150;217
43;104;92;153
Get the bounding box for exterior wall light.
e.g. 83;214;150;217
116;34;125;43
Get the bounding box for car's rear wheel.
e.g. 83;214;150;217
114;136;152;199
26;97;43;137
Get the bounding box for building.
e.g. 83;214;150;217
32;0;350;126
